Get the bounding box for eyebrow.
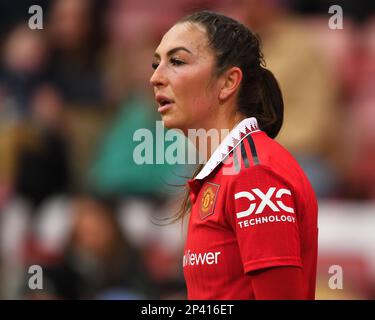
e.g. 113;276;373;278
154;46;192;59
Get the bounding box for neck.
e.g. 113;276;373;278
188;110;246;163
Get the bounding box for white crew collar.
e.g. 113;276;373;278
194;117;260;180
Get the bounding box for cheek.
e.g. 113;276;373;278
190;83;218;117
175;69;217;112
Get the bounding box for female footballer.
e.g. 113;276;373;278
150;11;318;300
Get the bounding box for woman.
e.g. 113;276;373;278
150;11;318;300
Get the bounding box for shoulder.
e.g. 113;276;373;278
224;163;294;194
220;132;316;207
222;131;298;182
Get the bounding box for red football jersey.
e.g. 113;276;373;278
183;118;318;300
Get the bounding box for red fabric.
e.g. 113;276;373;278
250;266;304;300
226;165;303;274
183;130;318;300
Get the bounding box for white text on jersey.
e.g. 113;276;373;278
235;187;295;218
183;250;221;267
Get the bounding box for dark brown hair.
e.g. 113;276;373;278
172;10;284;222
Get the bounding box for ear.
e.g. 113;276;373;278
218;67;243;102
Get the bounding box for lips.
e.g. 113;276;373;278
155;94;175;113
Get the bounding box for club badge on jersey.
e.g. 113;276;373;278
199;182;220;220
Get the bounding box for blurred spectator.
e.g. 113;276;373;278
0;24;49;118
16;84;71;207
118;196;188;299
45;0;106;106
0;24;54;209
0;83;71;209
21;195;153;299
340;17;375;198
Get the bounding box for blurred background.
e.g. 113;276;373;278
0;0;374;299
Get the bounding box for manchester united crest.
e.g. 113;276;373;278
199;182;220;220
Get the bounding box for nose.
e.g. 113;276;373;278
150;66;167;88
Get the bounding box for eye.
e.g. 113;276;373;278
170;58;185;66
152;62;159;70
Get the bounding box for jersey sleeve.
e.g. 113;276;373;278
225;165;303;274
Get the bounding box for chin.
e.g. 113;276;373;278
161;115;187;133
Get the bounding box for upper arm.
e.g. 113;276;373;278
225;165;302;273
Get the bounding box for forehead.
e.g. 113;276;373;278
156;22;211;57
